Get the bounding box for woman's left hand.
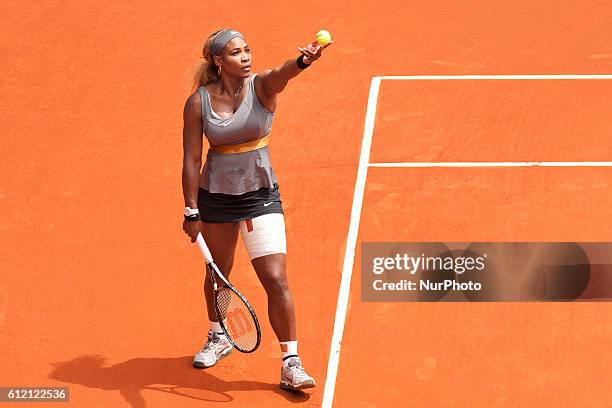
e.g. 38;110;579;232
297;40;334;64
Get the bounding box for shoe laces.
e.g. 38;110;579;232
286;358;309;380
202;332;222;352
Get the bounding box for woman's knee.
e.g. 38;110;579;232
260;268;290;297
204;260;235;285
215;258;235;275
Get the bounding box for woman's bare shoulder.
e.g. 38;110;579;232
184;89;203;117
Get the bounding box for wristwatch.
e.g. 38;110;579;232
184;207;201;221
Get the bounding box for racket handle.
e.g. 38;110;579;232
196;232;214;263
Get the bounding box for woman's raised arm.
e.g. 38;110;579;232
256;40;333;97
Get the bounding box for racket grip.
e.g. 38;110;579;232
196;232;214;263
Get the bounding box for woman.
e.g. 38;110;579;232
181;28;332;391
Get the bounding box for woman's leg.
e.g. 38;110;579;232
201;221;240;322
193;221;240;369
251;253;296;341
239;213;295;340
241;213;315;389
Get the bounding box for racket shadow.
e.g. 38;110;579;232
48;354;310;407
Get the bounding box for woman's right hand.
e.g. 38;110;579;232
182;220;203;243
297;40;334;64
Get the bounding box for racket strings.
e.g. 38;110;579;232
216;287;258;351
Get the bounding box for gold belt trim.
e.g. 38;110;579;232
210;135;270;154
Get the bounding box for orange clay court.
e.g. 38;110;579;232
1;1;612;407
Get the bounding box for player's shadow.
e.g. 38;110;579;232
48;355;310;407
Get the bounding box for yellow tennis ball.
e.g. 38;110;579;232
316;30;332;46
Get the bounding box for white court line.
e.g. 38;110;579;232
369;161;612;168
380;74;612;80
321;77;381;408
322;74;612;408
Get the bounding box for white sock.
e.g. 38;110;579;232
280;340;298;363
209;320;225;336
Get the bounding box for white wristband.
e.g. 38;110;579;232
184;207;200;217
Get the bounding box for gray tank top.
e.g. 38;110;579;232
198;74;277;195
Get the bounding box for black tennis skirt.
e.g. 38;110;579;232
197;183;284;223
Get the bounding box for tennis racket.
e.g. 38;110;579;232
195;232;261;353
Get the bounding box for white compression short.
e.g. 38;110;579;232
238;213;287;260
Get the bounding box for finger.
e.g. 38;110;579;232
306;43;320;52
299;44;318;55
299;48;315;57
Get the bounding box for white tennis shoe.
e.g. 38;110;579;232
280;357;316;390
193;331;233;368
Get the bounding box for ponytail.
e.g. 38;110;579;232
192;29;226;91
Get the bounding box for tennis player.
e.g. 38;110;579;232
181;28;332;390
